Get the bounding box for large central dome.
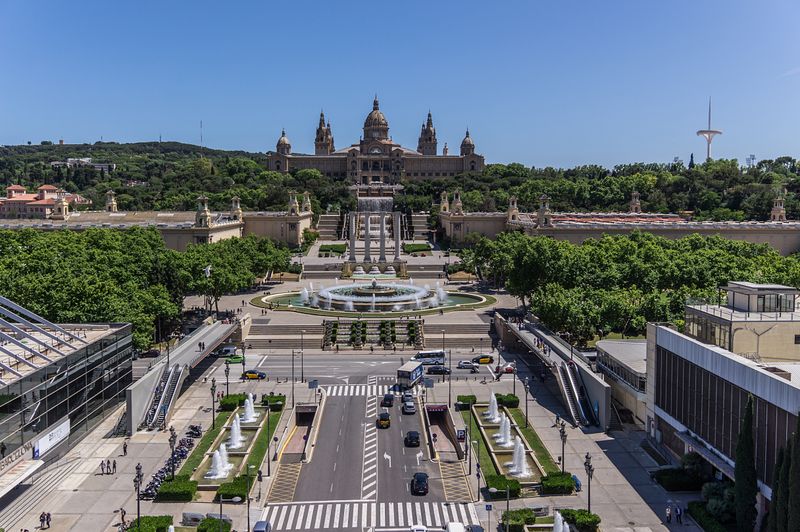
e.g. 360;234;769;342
363;96;389;140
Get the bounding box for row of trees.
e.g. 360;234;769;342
0;228;290;349
460;231;800;343
3;142;800;221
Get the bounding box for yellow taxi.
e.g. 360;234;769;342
472;354;495;364
377;412;391;428
242;370;267;380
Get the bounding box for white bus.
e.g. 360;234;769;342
412;349;446;365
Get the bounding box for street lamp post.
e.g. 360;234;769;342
524;377;530;428
291;350;296;407
241;344;246;380
168;426;177;480
584;452;594;513
488;486;511;532
563;331;574;361
211;378;217;430
224;360;230;396
301;330;306;382
133;462;143;530
246;465;254;532
560;425;567;474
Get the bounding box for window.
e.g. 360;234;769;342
794;335;800;344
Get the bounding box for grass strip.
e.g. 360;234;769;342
246;411;282;470
179;411;231;476
508;408;560;474
460;410;499;475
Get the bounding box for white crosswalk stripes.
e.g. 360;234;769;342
261;501;479;530
324;384;425;397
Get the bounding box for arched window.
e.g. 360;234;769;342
470;161;476;171
276;161;281;171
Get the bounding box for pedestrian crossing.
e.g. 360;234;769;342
260;501;479;530
323;384;423;397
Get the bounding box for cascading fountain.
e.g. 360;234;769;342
228;416;243;448
204;444;233;479
300;288;310;304
345;300;354;312
436;281;447;301
308;279;449;312
484;393;501;423
553;511;565;532
241;393;259;422
494;414;513;447
507;436;532;478
371;294;376;312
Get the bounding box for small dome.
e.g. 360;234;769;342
461;129;474;146
277;129;290;146
364;96;388;128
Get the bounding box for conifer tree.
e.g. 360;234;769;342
766;446;784;532
788;422;800;531
777;440;791;532
735;395;757;532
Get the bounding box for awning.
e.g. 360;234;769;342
674;431;734;480
0;459;45;499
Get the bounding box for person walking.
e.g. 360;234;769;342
665;505;671;523
122;440;128;456
45;513;51;528
120;508;126;526
675;505;682;524
554;413;561;427
100;460;105;475
106;459;111;475
39;513;45;529
112;459;117;474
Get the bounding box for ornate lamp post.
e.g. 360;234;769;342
210;377;217;430
523;377;531;428
488;486;511;532
168;426;177;480
246;464;255;531
584;452;594;513
224;360;230;396
133;462;143;530
560;425;567;474
241;343;246;379
300;330;306;382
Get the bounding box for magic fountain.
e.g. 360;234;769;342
306;279;451;312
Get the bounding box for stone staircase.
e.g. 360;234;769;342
246;323;325;350
317;213;342;240
409;212;430;240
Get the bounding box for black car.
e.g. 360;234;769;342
410;472;429;495
427;365;451;375
381;393;394;407
405;430;420;447
139;349;160;358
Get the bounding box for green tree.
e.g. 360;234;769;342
788;422;800;531
777;439;791;532
766;446;785;532
735;395;758;531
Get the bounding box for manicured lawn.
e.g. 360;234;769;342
461;410;499;475
179;411;231;476
246;411;282;470
508;408;560;474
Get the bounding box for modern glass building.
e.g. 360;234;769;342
0;310;133;456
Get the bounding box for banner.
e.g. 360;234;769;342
33;417;70;459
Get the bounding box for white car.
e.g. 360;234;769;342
402;401;417;414
457;360;478;370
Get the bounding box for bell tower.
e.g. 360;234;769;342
105;189;118;212
771;190;787;221
314;111;335;155
417;111;437;155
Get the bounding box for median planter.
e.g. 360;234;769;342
541;471;575;494
155;474;198;502
501;508;536;532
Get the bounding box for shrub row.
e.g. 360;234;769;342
501;508;537;532
126;515;173;532
687;501;727;532
485;474;521;498
198;517;232;532
495;393;519;408
261;394;286;411
456;394;477;405
219;393;247;412
403;243;432;254
319;243;346;254
653;467;704;491
155;474;198;502
541;471;574;494
217;475;249;501
559;509;601;532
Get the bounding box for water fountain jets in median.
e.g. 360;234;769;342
493;414;513;447
484;393;501;423
241;393;259;423
553;511;565;532
228;416;243;448
506;436;533;478
204;443;233;479
168;527;175;532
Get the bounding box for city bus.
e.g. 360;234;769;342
411;349;446;365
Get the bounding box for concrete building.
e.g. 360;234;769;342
596;339;647;425
439;191;800;255
0;191;313;251
646;281;800;520
266;97;485;184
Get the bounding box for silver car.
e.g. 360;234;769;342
457;360;477;370
402;401;417;414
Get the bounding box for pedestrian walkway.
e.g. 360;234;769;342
323;384;423;397
261;500;479;530
268;463;302;503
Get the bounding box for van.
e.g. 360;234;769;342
446;524;466;532
215;345;237;357
181;512;204;526
253;521;272;532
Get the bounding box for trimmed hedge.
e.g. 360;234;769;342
485;474;521;498
319;243;346;254
688;501;728;532
155;474;198;502
261;394;286;411
198;517;232;532
559;509;601;532
653;467;704;491
501;508;536;532
219;393;247;412
495;393;520;408
456;394;477;405
541;471;575;494
217;475;249;501
126;515;173;532
403;243;432;254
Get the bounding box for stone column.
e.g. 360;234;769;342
393;211;402;261
348;211;357;262
379;212;387;263
363;213;371;262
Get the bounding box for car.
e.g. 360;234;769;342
381;393;394;407
457;360;478;370
242;370;267;380
402;391;414;403
427;365;451;375
405;430;421;447
377;412;391;428
226;354;244;364
139;349;160;358
252;521;272;532
472;354;495;364
496;363;515;374
410;472;429;495
215;345;238;357
402;401;416;414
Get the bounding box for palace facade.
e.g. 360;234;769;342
265;97;485;184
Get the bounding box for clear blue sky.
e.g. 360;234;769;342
2;0;798;168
